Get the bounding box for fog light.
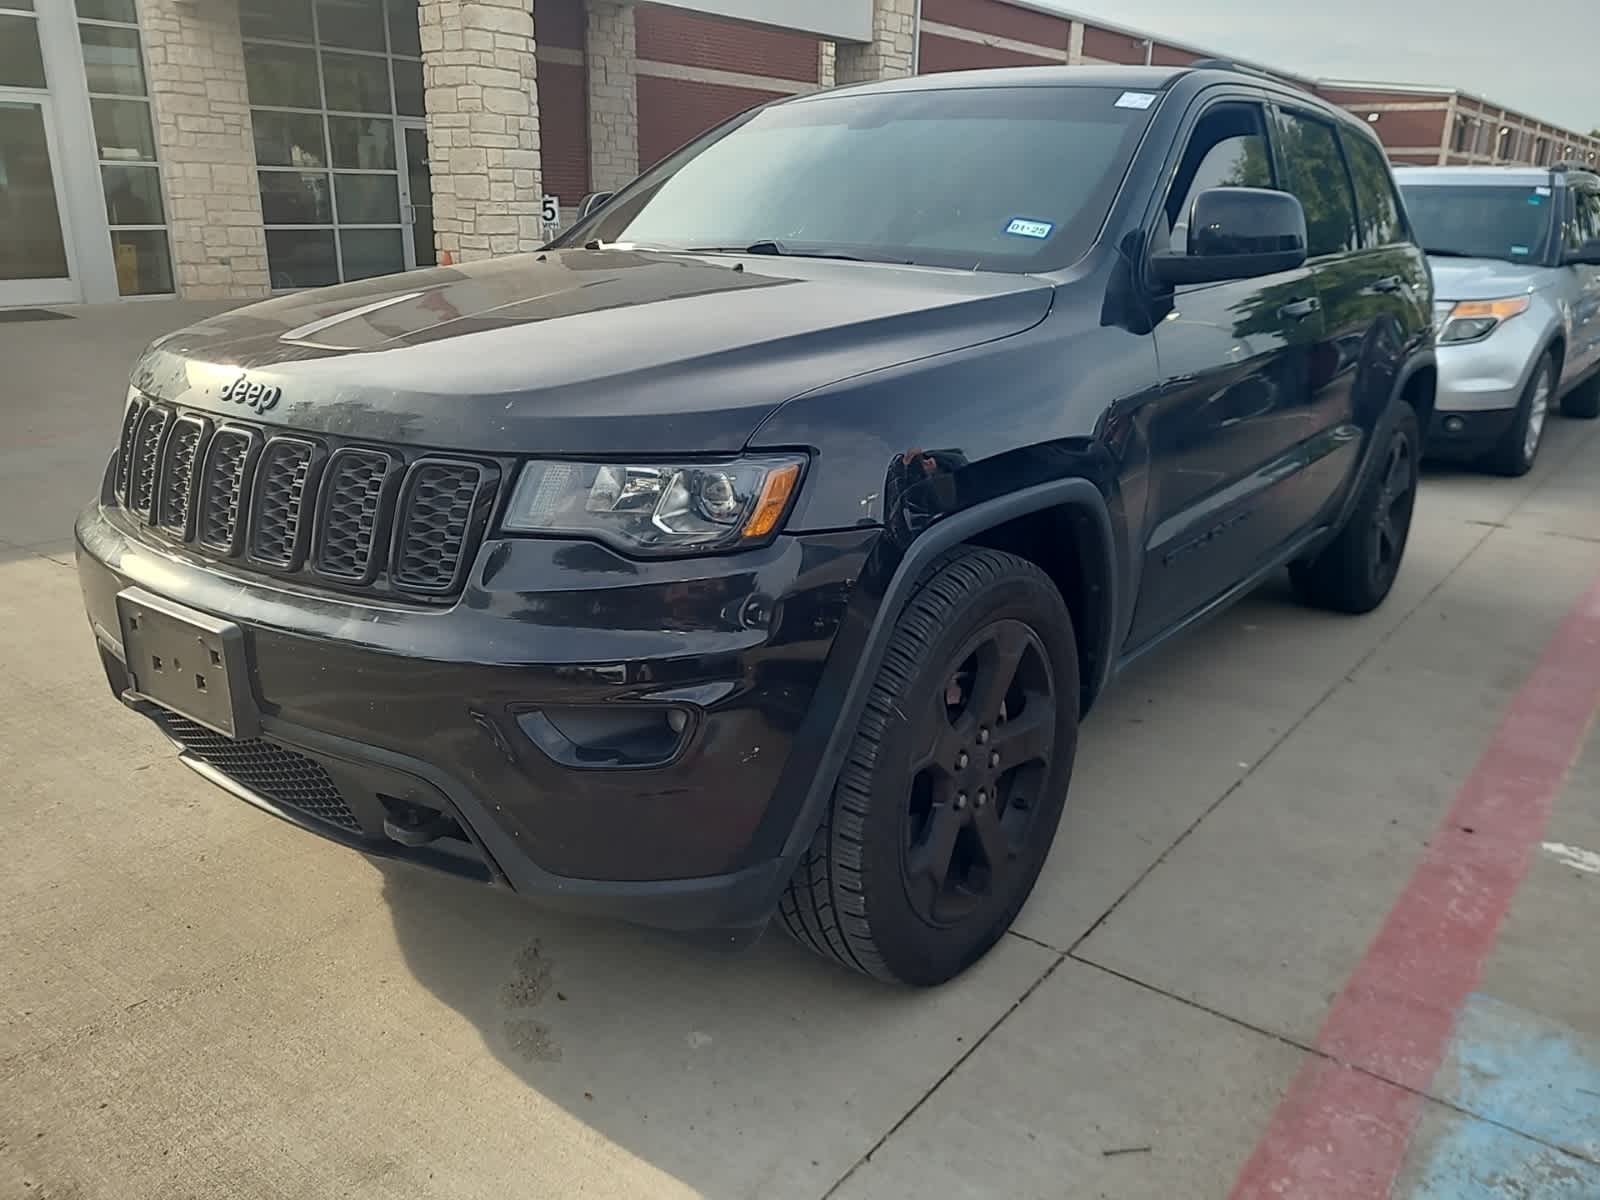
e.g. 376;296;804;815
1444;416;1466;434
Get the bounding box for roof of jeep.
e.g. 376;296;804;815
795;64;1356;125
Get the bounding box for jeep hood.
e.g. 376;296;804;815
1428;256;1553;302
132;249;1053;454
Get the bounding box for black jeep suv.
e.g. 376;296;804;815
76;65;1434;986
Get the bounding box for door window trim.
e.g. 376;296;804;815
1270;103;1363;261
1137;86;1281;292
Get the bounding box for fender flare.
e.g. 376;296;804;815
778;478;1118;863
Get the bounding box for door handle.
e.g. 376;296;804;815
1278;297;1322;321
1370;275;1404;294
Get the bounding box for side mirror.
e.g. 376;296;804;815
1152;187;1309;287
577;191;615;220
1565;239;1600;266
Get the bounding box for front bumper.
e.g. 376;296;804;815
77;502;877;934
1432;315;1546;415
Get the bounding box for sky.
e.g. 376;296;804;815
1034;0;1597;134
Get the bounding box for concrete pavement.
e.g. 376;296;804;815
2;302;1598;1199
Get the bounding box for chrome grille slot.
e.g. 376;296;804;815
314;448;395;583
391;461;485;594
247;437;320;569
128;405;170;521
156;416;209;538
197;427;259;554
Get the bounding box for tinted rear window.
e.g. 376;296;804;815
1341;132;1407;247
569;86;1159;272
1399;184;1556;262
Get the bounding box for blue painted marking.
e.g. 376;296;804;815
1436;993;1600;1160
1407;993;1600;1198
1410;1119;1600;1198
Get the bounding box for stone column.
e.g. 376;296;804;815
818;41;837;89
586;0;639;195
834;0;917;85
419;0;544;263
140;0;270;300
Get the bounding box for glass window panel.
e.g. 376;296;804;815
335;172;399;223
243;42;320;109
240;0;313;42
111;229;175;296
317;0;385;51
259;170;332;224
79;25;146;96
2;0;36;10
392;57;423;117
322;51;391;113
266;228;338;288
0;100;69;280
327;115;394;169
1275;110;1359;258
387;0;421;56
1;15;48;88
340;227;404;280
253;109;327;168
102;163;165;225
91;97;156;161
77;0;138;21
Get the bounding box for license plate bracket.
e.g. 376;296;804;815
116;587;259;739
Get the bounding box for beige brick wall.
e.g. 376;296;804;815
140;0;270;300
586;0;639;194
419;0;544;262
835;0;917;84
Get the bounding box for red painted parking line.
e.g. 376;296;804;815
1232;572;1600;1199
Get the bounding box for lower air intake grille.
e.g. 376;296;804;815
198;428;255;553
392;462;483;593
155;711;362;833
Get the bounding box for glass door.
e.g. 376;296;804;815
0;89;80;306
399;121;433;268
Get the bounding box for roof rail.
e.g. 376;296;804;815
1552;160;1596;174
1189;57;1290;85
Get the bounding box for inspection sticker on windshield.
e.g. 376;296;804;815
1004;218;1055;239
1511;245;1531;255
1536;186;1552;196
1115;91;1158;110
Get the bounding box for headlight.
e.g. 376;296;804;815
502;456;805;555
1439;295;1531;344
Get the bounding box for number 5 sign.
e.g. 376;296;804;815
540;195;561;228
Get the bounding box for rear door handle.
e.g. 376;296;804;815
1278;298;1322;321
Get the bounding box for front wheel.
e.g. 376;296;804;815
1481;353;1555;476
779;548;1078;986
1291;405;1420;615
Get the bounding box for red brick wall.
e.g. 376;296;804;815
537;60;589;204
533;0;584;50
635;5;818;82
918;32;1057;72
1149;43;1203;67
921;0;1067;47
1370;109;1448;152
1081;24;1149;64
637;74;781;169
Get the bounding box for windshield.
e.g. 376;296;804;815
564;85;1159;272
1399;183;1556;263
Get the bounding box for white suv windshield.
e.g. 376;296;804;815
1400;183;1556;263
569;86;1159;272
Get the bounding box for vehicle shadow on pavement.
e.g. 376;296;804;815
373;857;1050;1198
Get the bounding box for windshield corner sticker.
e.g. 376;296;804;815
1511;245;1531;256
1115;91;1158;110
1536;186;1553;196
1005;218;1055;240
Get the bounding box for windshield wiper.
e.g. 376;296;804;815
687;240;911;264
1423;249;1488;259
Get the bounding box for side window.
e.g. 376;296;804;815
1571;188;1600;251
1341;130;1406;247
1274;110;1359;258
1164;102;1274;254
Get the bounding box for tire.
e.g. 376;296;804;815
1290;405;1420;615
778;547;1079;987
1562;373;1600;419
1481;353;1555;476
